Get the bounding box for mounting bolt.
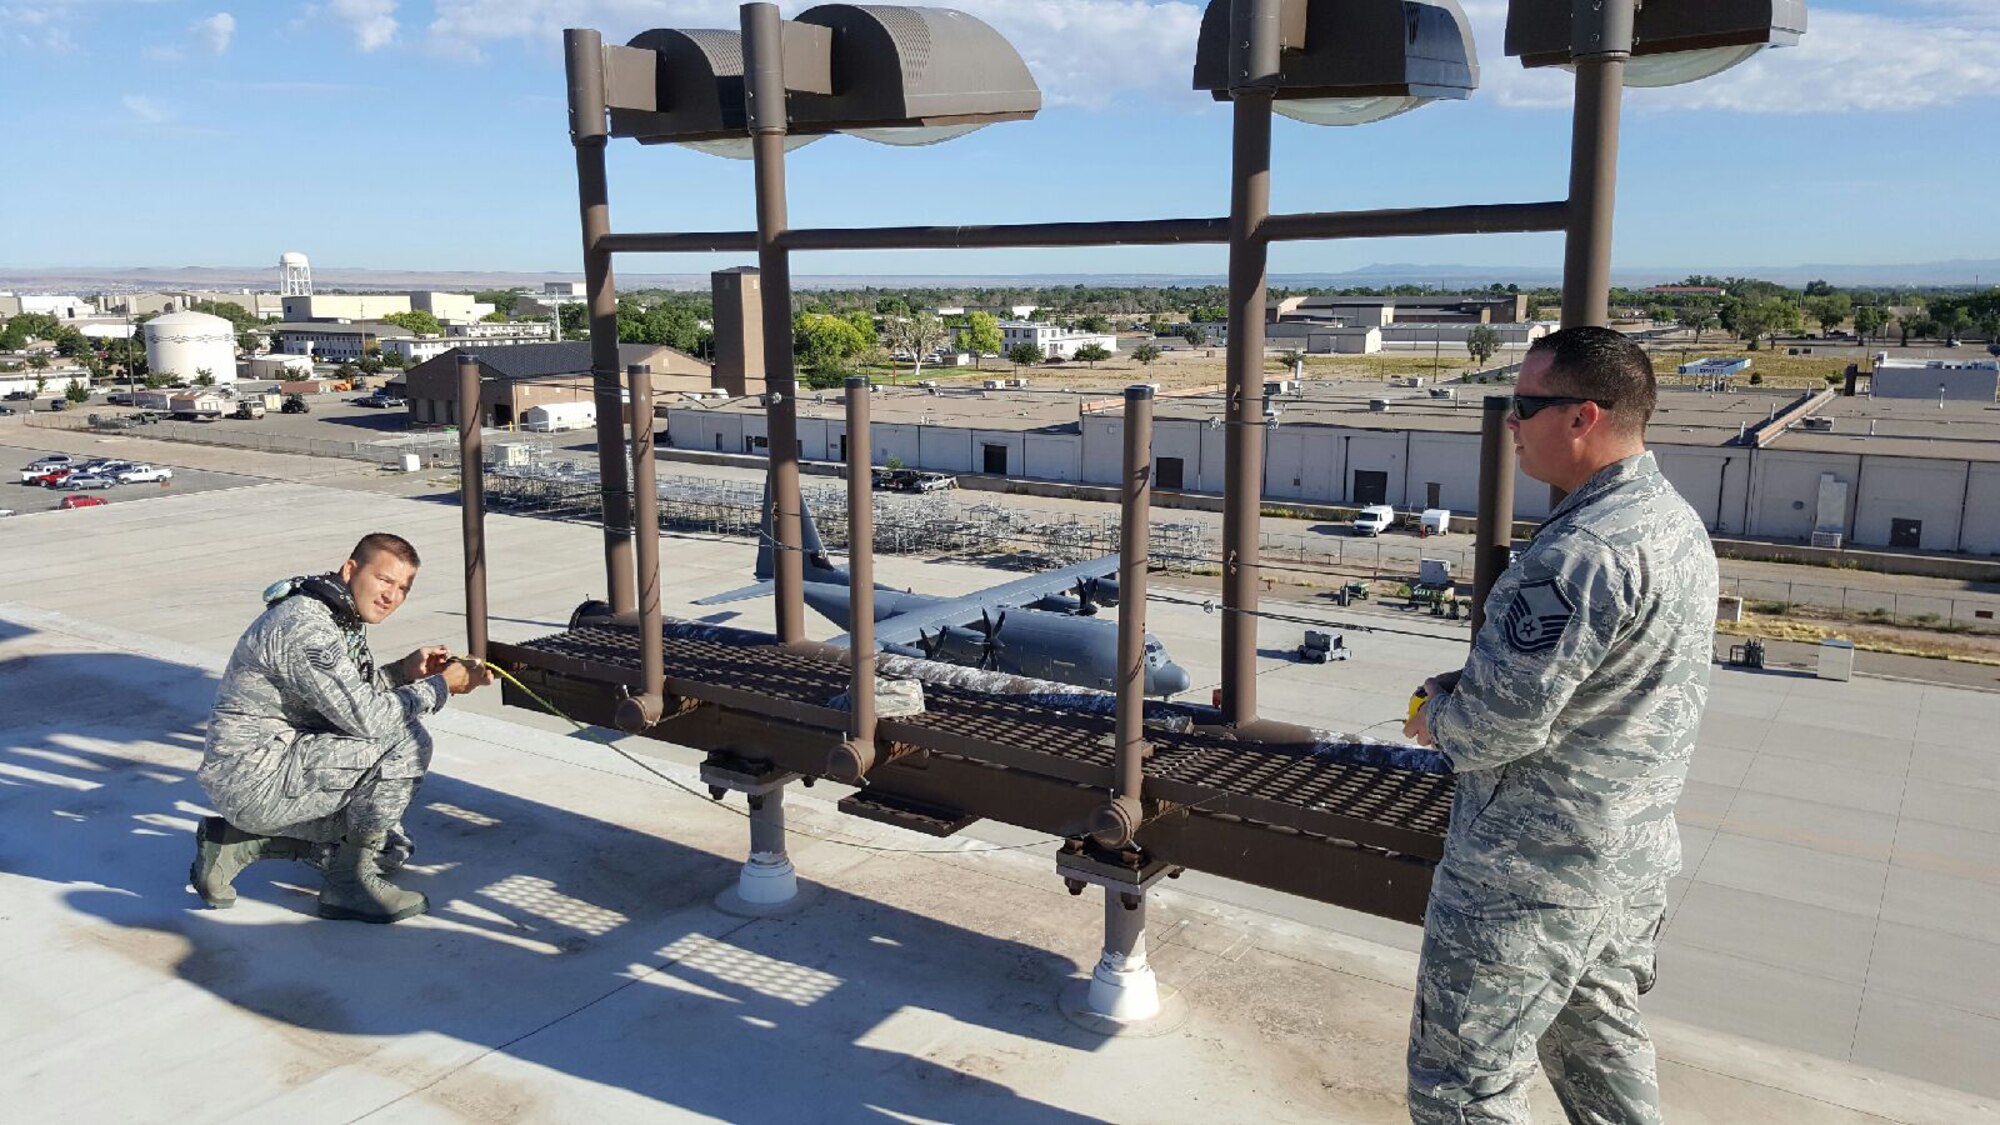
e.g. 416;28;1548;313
800;776;815;788
747;795;765;812
1119;892;1141;912
707;785;726;801
1167;867;1184;879
1065;878;1086;896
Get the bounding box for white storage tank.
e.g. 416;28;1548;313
144;310;238;384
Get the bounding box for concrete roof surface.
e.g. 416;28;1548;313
1;480;1996;1122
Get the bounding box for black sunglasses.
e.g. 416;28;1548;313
1510;394;1616;421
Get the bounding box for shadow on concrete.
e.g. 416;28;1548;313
0;620;1112;1122
318;411;415;434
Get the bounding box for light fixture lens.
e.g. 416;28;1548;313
1621;44;1766;88
849;122;987;146
1273;95;1426;127
675;134;822;160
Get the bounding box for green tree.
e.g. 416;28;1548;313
962;311;1003;367
1466;324;1502;368
1006;342;1043;372
193;368;216;387
191;301;258;331
1179;325;1206;346
357;355;386;375
1072;343;1111;367
0;321;25;351
1734;298;1800;351
480;310;510;323
381;310;443;337
794;312;869;376
33;373;49;396
64;379;89;403
237;331;261;355
874;296;911;317
844;310;878;349
1076;314;1112;334
1851;305;1887;348
1681;302;1719;343
558;303;588;341
1805;295;1850;337
1132;342;1163;366
26;352;50;373
1933;305;1969;343
475;289;523;316
53;327;87;357
1147;315;1169;336
883;313;950;382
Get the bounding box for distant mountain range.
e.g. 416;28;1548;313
4;259;1996;293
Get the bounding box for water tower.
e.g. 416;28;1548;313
279;251;313;297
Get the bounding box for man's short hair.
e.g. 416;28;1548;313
350;532;421;570
1527;325;1656;436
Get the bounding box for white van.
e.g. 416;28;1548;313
1352;504;1395;536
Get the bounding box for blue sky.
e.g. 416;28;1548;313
3;0;1996;281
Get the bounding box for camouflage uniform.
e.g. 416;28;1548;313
198;575;448;844
1409;451;1717;1124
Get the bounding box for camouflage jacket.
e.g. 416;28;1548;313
1428;451;1718;906
204;575;448;779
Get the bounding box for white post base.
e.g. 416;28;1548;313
737;852;797;906
1087;946;1160;1022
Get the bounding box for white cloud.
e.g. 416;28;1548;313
420;0;1205;107
1460;1;2000;114
196;12;234;55
122;94;171;124
328;0;398;52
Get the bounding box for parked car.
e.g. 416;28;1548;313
118;465;173;484
1351;504;1396;537
874;468;957;493
281;395;310;414
21;454;74;481
58;494;108;509
30;468;75;488
63;473;119;491
0;406;15;416
47;399;67;412
352;394;388;408
2;390;31;401
0;508;14;517
106;392;135;406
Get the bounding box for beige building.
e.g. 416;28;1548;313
409;291;496;324
281;294;413;322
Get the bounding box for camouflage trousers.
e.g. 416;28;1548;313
198;722;433;844
1407;871;1669;1124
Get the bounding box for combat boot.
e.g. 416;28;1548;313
317;831;428;924
189;816;315;909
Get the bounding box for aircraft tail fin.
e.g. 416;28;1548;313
754;474;843;583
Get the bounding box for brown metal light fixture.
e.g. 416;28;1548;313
1506;0;1806;86
1192;0;1479;124
601;5;1040;153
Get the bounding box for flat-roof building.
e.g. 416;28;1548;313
1870;358;1999;402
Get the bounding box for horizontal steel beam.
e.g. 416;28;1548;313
592;200;1569;258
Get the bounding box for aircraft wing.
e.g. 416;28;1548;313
841;554;1120;649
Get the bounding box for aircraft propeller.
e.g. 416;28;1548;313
977;608;1007;670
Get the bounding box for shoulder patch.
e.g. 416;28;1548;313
305;644;342;673
1502;576;1575;654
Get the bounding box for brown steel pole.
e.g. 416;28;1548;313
456;354;488;662
1092;385;1155;849
825;375;878;782
1471;395;1517;635
1220;0;1280;727
564;28;637;616
616;363;664;732
743;2;805;644
1560;0;1632;329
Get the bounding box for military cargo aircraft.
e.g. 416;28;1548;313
697;489;1193;697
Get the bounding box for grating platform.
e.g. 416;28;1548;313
508;621;1455;851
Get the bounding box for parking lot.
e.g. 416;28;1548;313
1;441;263;516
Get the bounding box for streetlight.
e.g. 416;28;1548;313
590;3;1040;650
1191;0;1478;729
1502;0;1807;327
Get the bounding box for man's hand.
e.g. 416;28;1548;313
400;645;453;683
1402;669;1463;747
441;657;497;695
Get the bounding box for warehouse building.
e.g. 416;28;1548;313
1869;357;2000;402
401;341;717;428
663;380;2000;556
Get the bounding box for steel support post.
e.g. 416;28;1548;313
742;785;798;905
564;28;636;616
1220;0;1280;727
1089;890;1159;1021
1092;385;1154;848
456;354;488;662
1471;395;1517;635
744;2;806;644
1559;0;1632;329
828;376;878;781
616;363;664;732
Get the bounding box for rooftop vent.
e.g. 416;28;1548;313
1801;416;1835;432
